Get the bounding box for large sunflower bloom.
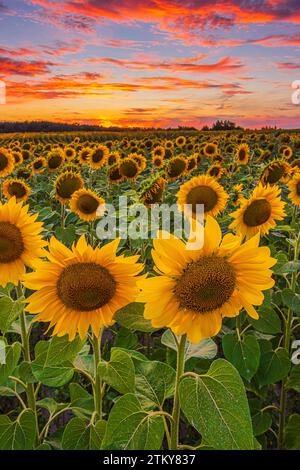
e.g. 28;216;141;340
24;236;143;340
2;178;31;202
177;174;228;218
70;188;105;222
0;198;46;286
229;183;286;239
138;217;276;343
0;148;15;177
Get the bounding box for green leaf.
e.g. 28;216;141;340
161;330;217;360
0;342;21;386
285;414;300;449
37;398;68;415
55;225;77;245
102;393;164;450
115;303;156;332
286;364;300;394
179;359;254;450
256;347;291;387
249;400;273;437
281;289;300;316
0;296;23;334
114;327;138;349
31;335;83;387
70;383;94;418
222;334;260;381
98;348;135;395
62;417;106;450
249;307;282;334
275;261;300;275
0;410;36;450
18;361;36;384
135;360;176;408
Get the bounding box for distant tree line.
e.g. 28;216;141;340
202;120;244;131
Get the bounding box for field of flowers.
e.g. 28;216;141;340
0;129;299;451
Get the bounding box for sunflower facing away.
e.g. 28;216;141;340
24;236;143;340
140;176;166;207
138;216;276;343
177;174;228;219
260;160;290;185
288;173;300;206
2;178;31;202
0;197;46;287
229;183;286;239
70;188;105;222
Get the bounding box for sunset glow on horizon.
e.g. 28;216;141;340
0;0;300;129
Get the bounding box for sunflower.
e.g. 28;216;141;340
236;143;250;165
70;188;105;222
0;197;45;287
107;151;120;166
12;151;23;166
138;216;276;343
186;155;197;173
24;236;143;340
287;173;300;206
140;177;166;207
203;142;218;158
88;145;109;169
22;150;31;162
232;183;245;207
129;153;147;172
207;164;223;179
177;174;228;219
2;179;31;203
55;171;84;204
46;150;65;172
166;155;187;181
260;160;291;185
152;155;164;169
31;157;46;174
279;145;293;160
119;158;140;181
152;146;165;158
108;164;124;184
165;140;173;149
16;167;31;181
64;147;76;162
0;148;15;178
229;183;286;239
78;147;91;165
175;136;186;147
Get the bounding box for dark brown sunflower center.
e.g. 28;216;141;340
0;152;9;170
8;182;26;198
77;194;99;214
243;199;272;227
238;149;246;160
120;160;138;178
205;145;215;155
209;166;220;177
175;255;236;313
265;165;285;184
48;155;62;169
57;176;82;199
168;158;186;177
57;262;116;311
34;160;43;169
296;181;300;196
92;149;105;163
186;185;218;214
0;222;24;263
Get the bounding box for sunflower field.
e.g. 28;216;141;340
0;129;299;451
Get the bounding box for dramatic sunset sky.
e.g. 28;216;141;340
0;0;299;128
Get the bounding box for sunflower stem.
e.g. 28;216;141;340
170;333;187;450
17;282;39;446
278;229;300;449
91;330;103;421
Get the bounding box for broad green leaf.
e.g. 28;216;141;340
0;342;21;386
256;347;291;387
31;335;83;387
114;327;138;349
62;417;106;450
275;261;300;275
98;348;135;394
102;393;164;450
161;330;217;360
18;361;36;384
249;307;282;334
36;443;52;450
281;289;300;316
0;296;23;334
135;360;176;408
179;359;254;450
55;225;77;245
115;303;156;332
286;364;300;394
70;383;94;417
285;414;300;450
0;410;36;450
222;334;260;381
37;398;68;415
